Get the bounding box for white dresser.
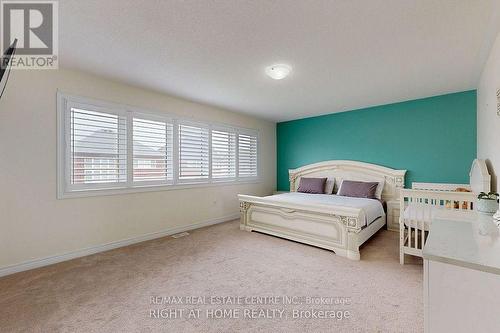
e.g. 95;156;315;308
423;212;500;333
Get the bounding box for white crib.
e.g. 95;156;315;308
399;159;491;265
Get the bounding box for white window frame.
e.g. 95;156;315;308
211;124;238;182
62;98;129;193
131;110;175;187
57;92;260;199
177;120;211;184
237;128;260;180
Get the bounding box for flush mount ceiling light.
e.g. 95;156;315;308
265;64;292;80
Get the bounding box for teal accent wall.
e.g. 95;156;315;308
277;91;477;191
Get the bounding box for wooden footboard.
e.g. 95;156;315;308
239;194;384;260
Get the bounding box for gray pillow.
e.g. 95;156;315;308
297;177;327;194
338;180;379;199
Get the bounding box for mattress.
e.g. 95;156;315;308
403;203;433;231
402;204;472;231
265;192;385;227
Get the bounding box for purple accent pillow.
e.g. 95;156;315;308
338;180;379;199
297;177;327;194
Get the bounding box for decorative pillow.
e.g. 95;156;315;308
297;177;327;194
324;178;335;194
336;178;385;199
338;180;379;199
374;178;385;199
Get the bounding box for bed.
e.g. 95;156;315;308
238;160;407;260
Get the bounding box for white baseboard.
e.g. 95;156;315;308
0;214;239;278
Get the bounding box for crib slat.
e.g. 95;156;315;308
421;219;425;249
408;218;411;249
414;218;418;248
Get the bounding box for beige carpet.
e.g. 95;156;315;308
0;220;423;333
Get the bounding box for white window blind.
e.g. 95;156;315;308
211;129;236;179
70;108;127;186
133;117;173;183
59;94;261;198
178;123;209;180
238;133;258;178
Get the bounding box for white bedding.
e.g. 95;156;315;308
403;203;433;231
265;192;385;227
402;204;470;231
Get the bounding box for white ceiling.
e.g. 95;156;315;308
59;0;500;122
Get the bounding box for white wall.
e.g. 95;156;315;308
0;69;276;272
478;30;500;191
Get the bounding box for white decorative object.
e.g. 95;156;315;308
469;158;491;193
399;159;491;264
497;88;500;116
239;160;406;260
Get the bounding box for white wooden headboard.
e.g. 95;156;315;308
289;160;407;202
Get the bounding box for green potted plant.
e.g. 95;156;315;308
477;192;499;215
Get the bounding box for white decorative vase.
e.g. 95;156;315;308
476;199;499;215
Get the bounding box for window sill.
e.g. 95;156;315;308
57;179;262;199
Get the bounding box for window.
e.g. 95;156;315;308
211;129;236;180
238;133;258;178
178;123;209;181
69;107;127;190
83;158;118;182
133;117;173;183
57;93;259;198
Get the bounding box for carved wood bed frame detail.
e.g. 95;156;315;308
238;160;407;260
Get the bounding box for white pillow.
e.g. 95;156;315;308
324;178;335;194
374;178;385;199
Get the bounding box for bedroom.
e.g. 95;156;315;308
0;1;500;332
